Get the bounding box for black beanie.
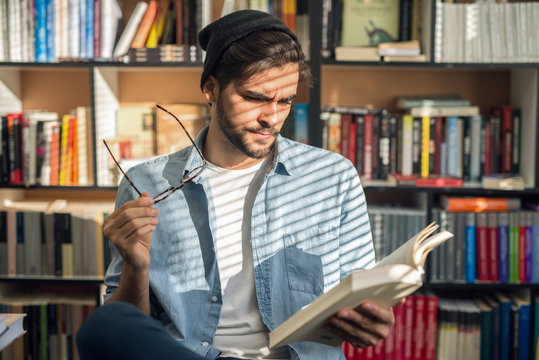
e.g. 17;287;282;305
198;9;300;90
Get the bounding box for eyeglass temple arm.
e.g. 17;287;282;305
156;104;207;164
102;139;143;197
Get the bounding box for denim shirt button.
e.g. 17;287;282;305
211;295;218;302
202;341;209;347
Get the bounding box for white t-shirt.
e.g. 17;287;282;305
205;160;290;359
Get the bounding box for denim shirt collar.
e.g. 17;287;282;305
185;126;292;184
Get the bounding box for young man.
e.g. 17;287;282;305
77;10;395;360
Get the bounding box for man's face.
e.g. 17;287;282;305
213;63;299;160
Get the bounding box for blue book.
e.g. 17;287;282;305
46;0;54;61
517;299;530;360
498;212;510;283
494;292;512;360
532;213;539;282
465;213;476;283
446;116;459;177
294;103;308;144
34;0;48;62
85;0;94;58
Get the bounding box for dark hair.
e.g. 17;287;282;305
211;30;312;91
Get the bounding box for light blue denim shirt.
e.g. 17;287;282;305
104;127;375;360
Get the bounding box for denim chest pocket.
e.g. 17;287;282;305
283;226;338;295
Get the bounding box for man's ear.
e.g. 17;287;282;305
202;76;219;104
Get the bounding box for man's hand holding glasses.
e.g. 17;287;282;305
102;105;206;277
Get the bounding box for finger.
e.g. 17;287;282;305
333;308;392;340
113;215;159;244
323;320;380;348
107;195;155;223
104;206;159;241
354;302;395;325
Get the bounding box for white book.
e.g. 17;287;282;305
59;0;69;58
0;0;6;62
0;313;26;352
269;223;453;348
407;106;479;117
68;0;80;58
100;0;122;59
7;0;22;62
112;1;147;58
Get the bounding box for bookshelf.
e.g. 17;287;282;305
0;0;539;359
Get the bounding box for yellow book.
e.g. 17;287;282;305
421;116;430;178
58;115;70;185
146;0;170;47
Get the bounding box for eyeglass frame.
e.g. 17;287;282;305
103;104;207;204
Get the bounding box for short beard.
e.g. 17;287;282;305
215;97;277;159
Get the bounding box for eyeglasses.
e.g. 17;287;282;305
103;104;207;204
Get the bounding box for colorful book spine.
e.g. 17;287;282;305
509;213;520;283
488;213;499;281
446;116;459;178
465;213;476;283
421;116;430;178
401;114;413;176
532;213;539;283
498;212;510;283
476;213;489;281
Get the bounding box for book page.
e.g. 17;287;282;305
375;222;439;268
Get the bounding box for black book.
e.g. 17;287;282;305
355;115;364;176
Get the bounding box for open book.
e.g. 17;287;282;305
269;222;453;349
0;313;26;352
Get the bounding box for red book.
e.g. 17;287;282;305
364;345;374;360
403;296;415;360
500;105;513;173
355;347;364;360
487;213;499;281
384;313;396;359
393;303;405;360
475;213;490;281
373;338;384;360
49;123;61;186
340;112;352;159
423;293;438;360
412;293;426;360
349;117;357;166
363;114;373;180
518;212;526;283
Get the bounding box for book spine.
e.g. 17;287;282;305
509;212;520;283
532;213;539;283
487;212;499;281
518;212;526;283
421;116;430;178
340;112;351;160
470;115;482;182
412;294;425;360
465;212;476;283
525;212;533;283
355;115;364;176
446;116;459;178
476;212;489;282
411;117;421;175
348;116;357;167
511;108;521;173
501;105;513;173
401;114;413;176
498;212;510;283
379;114;390;179
363;114;373;180
423;294;439;360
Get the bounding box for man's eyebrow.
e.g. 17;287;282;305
242;90;297;103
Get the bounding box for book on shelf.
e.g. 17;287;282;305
130;0;158;49
383;54;427;62
340;0;400;47
334;46;380;62
406;106;480;117
387;173;463;187
481;173;525;191
378;40;420;56
440;196;521;212
112;1;148;58
268;222;453;349
0;313;26;352
396;95;471;109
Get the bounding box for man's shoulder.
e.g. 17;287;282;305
278;137;355;171
124;147;192;177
